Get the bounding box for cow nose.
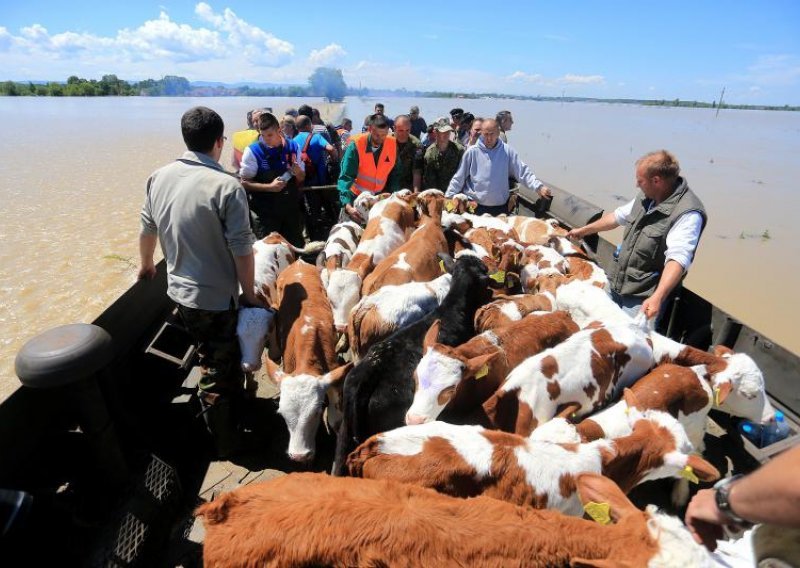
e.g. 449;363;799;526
288;451;314;463
405;414;428;426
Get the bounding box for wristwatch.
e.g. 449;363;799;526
714;475;750;525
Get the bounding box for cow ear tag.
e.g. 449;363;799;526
584;502;611;525
445;201;455;212
680;465;699;484
475;364;490;379
468;203;476;213
439;259;446;273
489;270;506;284
713;387;720;407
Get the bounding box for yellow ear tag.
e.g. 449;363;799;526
439;259;446;273
445;201;455;212
468;203;476;213
489;270;506;284
680;465;699;484
475;364;489;379
713;387;721;407
624;406;631;415
584;502;612;525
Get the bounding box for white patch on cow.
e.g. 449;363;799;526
520;264;540;293
480;330;500;346
358;275;451;331
555;279;630;329
514;438;610;515
407;348;465;422
525;245;567;274
463;213;513;232
454;248;480;259
253;240;294;304
380;422;494;477
712;354;775;423
528;417;581;444
236;307;275;372
579;400;632;440
499;301;523;322
277;373;329;461
300;315;314;335
646;506;714;568
326;269;363;329
649;332;687;364
393;252;412;272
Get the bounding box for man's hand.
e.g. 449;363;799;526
640;294;663;321
566;227;585;241
507;193;518;212
537;185;552;199
268;178;287;192
290;163;304;179
685;489;727;551
240;290;267;309
137;262;156;281
345;204;365;224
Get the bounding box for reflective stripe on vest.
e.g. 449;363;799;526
350;134;397;196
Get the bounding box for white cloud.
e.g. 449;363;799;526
0;3;293;72
308;43;346;66
507;71;605;88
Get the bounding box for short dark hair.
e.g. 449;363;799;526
296;115;312;131
375;102;385;110
181;106;224;153
258;112;280;131
369;113;389;128
298;104;313;118
450;107;464;118
496;110;512;123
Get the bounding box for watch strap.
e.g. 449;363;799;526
714;475;749;525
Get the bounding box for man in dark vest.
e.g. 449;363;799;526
567;150;707;322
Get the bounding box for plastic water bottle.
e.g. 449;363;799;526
761;411;791;447
738;421;764;446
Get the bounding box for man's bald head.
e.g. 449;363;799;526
480;119;500;148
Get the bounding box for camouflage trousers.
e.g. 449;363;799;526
177;304;243;404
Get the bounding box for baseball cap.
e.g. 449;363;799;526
434;117;453;133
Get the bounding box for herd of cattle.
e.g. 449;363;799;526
204;189;774;566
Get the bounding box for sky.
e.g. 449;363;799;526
1;1;799;105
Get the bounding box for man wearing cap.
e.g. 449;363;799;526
393;115;424;192
338;113;401;223
423;118;465;192
446;118;550;215
409;106;427;138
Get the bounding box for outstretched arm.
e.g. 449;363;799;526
566;211;620;240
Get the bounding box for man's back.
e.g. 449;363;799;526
143;152;253;309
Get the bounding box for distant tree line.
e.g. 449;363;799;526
0;67;348;100
2;69;796;111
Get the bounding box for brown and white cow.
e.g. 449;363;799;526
268;259;352;463
326;195;416;332
507;215;566;245
348;273;452;360
483;321;653;436
473;292;555;333
406;310;580;425
348;409;719;515
361;190;448;295
197;472;714;568
252;233;298;307
319;220;363;284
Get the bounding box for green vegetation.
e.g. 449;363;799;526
2;69;797;111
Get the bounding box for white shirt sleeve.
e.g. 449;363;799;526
239;146;258;180
614;199;635;225
664;211;704;271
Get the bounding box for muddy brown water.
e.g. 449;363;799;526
1;96;797;402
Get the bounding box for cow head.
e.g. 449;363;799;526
275;362;354;463
707;351;775;423
619;396;720;487
325;268;363;332
236;307;276;372
416;189;445;221
406;328;500;425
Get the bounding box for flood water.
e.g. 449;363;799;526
1;96;798;402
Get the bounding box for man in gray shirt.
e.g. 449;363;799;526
139;106;263;457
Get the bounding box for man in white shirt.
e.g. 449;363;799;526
567;150;707;322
